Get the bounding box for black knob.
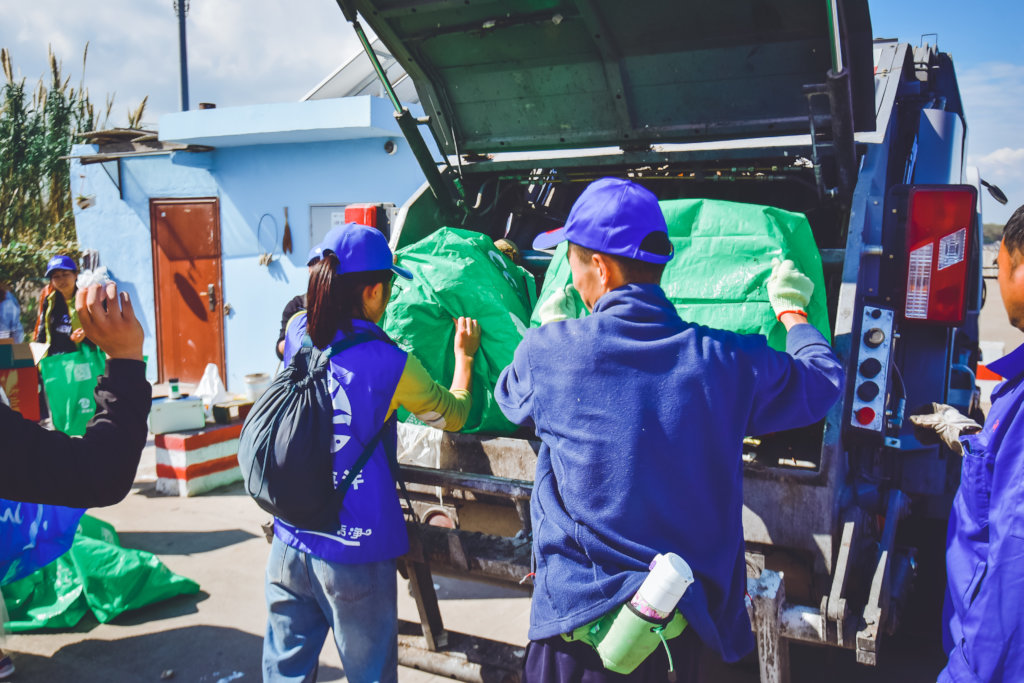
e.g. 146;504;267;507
857;381;880;402
864;328;886;348
869;308;882;319
860;358;882;378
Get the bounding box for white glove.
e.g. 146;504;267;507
909;403;982;455
766;258;814;319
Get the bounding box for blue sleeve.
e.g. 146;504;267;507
282;312;308;365
746;323;844;435
940;414;1024;682
494;337;536;428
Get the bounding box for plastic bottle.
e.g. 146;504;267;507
168;377;181;400
587;552;696;676
630;552;695;619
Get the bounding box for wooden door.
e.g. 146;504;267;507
151;199;225;385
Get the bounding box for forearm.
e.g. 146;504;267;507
780;311;809;331
0;360;152;507
394;354;472;431
450;354;474;393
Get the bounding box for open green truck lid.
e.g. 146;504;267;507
338;0;875;156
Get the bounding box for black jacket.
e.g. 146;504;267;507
1;359;152;507
276;294;306;359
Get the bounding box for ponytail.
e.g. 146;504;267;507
306;251;392;348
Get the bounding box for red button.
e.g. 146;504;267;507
855;407;875;425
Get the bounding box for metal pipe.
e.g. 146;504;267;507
176;1;190;111
341;14;403;112
827;68;857;201
827;0;844;73
401;464;532;500
334;0;465;224
397;632;521;683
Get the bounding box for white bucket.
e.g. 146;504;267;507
243;372;271;401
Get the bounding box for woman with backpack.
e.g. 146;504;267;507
263;223;481;683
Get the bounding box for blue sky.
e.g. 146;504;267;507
871;1;1023;223
0;0;1020;222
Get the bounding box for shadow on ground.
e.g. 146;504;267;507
4;625;331;682
118;529;258;555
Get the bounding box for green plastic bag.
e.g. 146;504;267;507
382;228;537;434
38;344;107;436
2;515;200;631
532;199;830;350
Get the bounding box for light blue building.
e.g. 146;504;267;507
71;91;427;392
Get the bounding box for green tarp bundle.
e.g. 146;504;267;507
382;228;537;434
2;515;199;631
532;198;830;350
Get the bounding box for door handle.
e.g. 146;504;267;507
207;284;216;312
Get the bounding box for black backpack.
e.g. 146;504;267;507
238;333;396;532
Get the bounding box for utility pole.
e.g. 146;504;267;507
174;0;190;111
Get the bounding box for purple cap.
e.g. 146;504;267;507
45;254;78;278
532;177;673;264
315;223;412;279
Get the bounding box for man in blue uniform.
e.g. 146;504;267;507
495;177;844;681
922;204;1024;682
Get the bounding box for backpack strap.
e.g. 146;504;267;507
303;331;378;374
332;413;418;523
381;416;418;523
326;332;378;357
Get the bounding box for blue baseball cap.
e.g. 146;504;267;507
533;177;673;264
316;223;412;279
45;254;78;278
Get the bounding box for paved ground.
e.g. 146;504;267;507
3;476;532;683
2;473;947;683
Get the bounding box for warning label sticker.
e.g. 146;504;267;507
938;228;967;270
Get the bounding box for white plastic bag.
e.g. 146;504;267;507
77;266;113;290
195;363;230;416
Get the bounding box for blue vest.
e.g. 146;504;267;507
275;314;410;564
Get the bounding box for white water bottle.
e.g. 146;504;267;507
630;552;695;619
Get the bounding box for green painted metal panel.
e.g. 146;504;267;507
342;0;874;155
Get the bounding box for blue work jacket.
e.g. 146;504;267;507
941;342;1024;682
494;284;843;662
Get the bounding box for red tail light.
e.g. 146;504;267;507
904;186;976;325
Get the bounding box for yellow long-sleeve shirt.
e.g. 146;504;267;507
388;353;471;431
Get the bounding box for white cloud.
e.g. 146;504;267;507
959;63;1024;223
971;148;1024;179
0;0;361;124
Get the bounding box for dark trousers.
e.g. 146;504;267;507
523;628;701;683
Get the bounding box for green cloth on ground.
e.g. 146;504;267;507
2;515;200;631
381;228;537;434
531;198;831;350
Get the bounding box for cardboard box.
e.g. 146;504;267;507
149;396;206;434
212;399;253;425
0;366;41;421
0;339;35;369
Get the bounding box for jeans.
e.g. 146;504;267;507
263;536;398;683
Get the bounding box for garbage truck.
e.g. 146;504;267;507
331;0;994;679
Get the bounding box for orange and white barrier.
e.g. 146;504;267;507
155;423;243;496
